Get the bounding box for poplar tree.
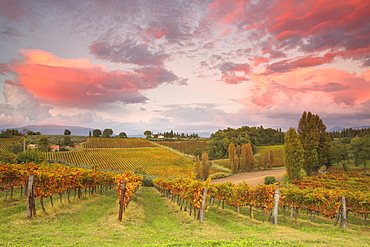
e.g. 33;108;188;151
240;144;247;171
228;143;236;173
244;143;254;172
201;153;211;180
194;156;202;179
284;128;304;181
298;111;331;175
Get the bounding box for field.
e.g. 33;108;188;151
153;140;208;156
83;138;156;148
1;185;369;246
0;137;22;151
1;137;370;246
212;145;285;170
46;147;195;177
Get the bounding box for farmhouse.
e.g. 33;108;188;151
27;144;37;149
152;134;165;139
49;145;60;152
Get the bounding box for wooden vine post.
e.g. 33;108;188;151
27;174;36;219
118;180;127;222
340;196;347;229
272;190;280;225
199;187;208;223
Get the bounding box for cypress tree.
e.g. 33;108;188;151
245;143;254;172
194;156;202;180
284;128;304;181
228;143;236;173
201;153;211;180
298;111;331;175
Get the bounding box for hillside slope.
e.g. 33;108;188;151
1;186;369;246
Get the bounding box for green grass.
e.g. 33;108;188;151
1;187;369;247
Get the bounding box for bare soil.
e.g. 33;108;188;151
211;168;286;186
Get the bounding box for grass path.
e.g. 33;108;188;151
1;187;369;246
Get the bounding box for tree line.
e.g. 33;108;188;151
0;129;41;138
206;126;284;159
89;129;127;138
285;112;370;182
330;127;370;139
143;130;200;140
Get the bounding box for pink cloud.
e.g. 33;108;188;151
6;49;180;107
218;62;251;84
90;41;168;66
263;0;370;52
250;68;370;108
265;53;336;74
208;0;248;25
0;63;10;75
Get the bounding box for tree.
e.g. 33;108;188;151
228;143;236;173
17;150;45;164
201;153;211;180
194;149;203;159
144;130;152;139
7;141;24;154
63;136;72;146
194;156;202;180
0;151;18;164
92;129;102;137
102;129;114;138
64;129;71;135
118;132;127;138
27;130;41;135
244;143;254;172
206;127;252;159
350;135;370;169
262;150;274;170
284;128;304;181
298;111;331;175
37;137;51;152
331;142;350;171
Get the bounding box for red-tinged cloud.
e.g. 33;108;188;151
0;63;10;75
208;0;248;25
251;57;269;67
218;62;251;84
261;0;370;52
264;53;336;74
203;0;369;67
250;68;370;108
6;49;182;107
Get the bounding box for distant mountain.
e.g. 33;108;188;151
7;124;94;136
328;126;345;132
352;125;370;130
328;125;370;132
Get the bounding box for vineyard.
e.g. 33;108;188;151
0;137;22;151
154;171;370;226
46;147;195;177
83;138;156;148
1;161;370;246
153;140;208;156
0;162;142;218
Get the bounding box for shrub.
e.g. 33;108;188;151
209;172;229;180
141;175;158;187
264;176;276;185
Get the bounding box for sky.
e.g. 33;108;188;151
0;0;369;136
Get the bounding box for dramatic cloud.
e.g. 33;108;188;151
218;62;251;84
0;82;52;127
90;41;169;66
250;68;370;108
5;49;183;107
0;0;369;133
